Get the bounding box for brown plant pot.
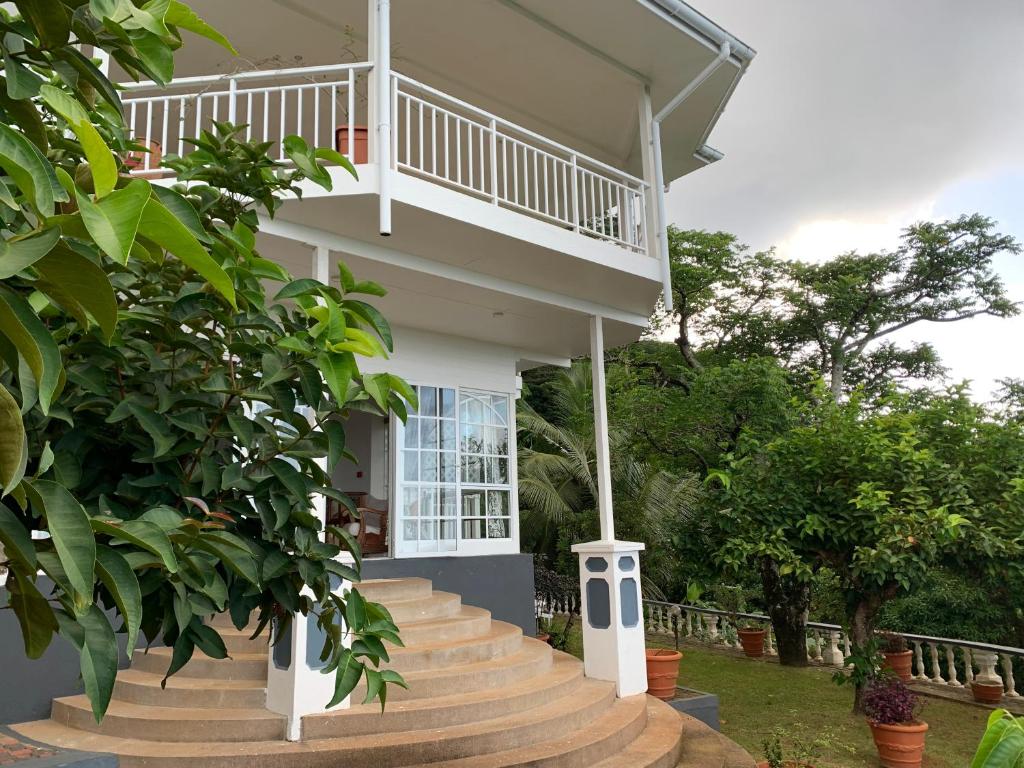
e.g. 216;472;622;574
335;125;369;164
737;627;766;658
536;632;551;645
645;648;682;701
867;720;928;768
882;650;914;682
971;681;1005;704
123;138;164;178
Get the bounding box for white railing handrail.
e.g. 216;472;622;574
119;61;373;92
645;599;1024;657
392;71;647;189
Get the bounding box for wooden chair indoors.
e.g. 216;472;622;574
327;494;389;556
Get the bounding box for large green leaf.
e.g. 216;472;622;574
139;198;236;307
76;180;152;264
91;517;178;573
317;351;354;405
325;647;363;708
35;245;119;342
0;285;63;413
0;384;26;494
14;0;71;48
95;545;142;654
27;480;96;602
39;85;117;198
6;569;58;658
0;122;67;215
0;502;35;572
76;605;119;723
165;0;236;53
0;227;61;279
2;50;44;100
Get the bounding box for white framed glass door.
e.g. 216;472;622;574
394;385;514;556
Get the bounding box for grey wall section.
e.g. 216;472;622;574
363;554;536;635
0;578;131;725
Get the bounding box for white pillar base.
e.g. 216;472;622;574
265;552;355;741
571;540;647;698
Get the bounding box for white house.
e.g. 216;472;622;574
13;1;756;765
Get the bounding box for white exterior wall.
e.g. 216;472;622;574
361;326;522;558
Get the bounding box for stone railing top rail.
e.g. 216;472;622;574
644;599;1024;657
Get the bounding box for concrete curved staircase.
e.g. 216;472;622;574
13;578;753;768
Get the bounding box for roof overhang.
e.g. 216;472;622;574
126;0;753;184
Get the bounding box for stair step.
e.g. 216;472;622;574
12;679;618;768
131;647;267;681
356;638;554;701
591;698;684;768
304;652;583;738
218;627;272;655
112;669;267;709
390;606;492;645
51;696;286;743
416;692;649;768
386;591;463;624
357;577;434;604
386;620;522;672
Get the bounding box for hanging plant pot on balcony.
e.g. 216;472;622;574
737;627;767;658
335;125;369;164
645;648;682;701
971;681;1005;704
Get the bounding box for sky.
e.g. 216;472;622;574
669;0;1024;401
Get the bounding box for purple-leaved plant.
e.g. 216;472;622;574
862;676;923;725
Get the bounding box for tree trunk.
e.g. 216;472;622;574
849;594;882;714
759;557;810;666
675;300;704;372
829;351;845;402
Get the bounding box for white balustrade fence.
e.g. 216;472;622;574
392;73;648;254
644;600;1024;703
121;63;372;176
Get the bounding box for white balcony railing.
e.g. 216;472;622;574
392;73;648;253
120;64;649;254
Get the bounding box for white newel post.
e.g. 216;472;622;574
571;316;647;698
265;404;355;740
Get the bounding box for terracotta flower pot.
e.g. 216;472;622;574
123;138;163;177
645;648;681;701
867;720;928;768
971;681;1005;704
536;632;551;645
737;627;766;658
882;650;914;682
335;125;369;164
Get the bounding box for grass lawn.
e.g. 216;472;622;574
672;643;986;768
547;618;988;767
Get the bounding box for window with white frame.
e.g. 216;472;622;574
395;385;513;555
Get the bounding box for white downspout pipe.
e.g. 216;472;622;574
376;0;392;235
651;41;731;311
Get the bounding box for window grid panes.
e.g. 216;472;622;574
396;386;513;553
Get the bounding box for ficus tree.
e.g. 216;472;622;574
717;388;1024;711
0;1;412;720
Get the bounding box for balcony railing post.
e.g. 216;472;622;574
228;77;237;124
488;118;498;204
570;155;580;233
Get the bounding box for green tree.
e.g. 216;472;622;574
518;362;698;593
0;3;411;719
718;388;1024;710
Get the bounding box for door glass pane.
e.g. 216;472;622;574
404;417;419;448
402;451;418;482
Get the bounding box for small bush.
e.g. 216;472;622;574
862;677;922;725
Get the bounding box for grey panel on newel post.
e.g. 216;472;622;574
0;579;131;724
363;554;536;634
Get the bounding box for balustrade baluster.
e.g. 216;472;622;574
685;610;693;637
1001;654;1020;698
706;615;720;642
811;630;823;663
645;604;655;633
843;632;852;660
927;643;944;683
823;630;843;665
911;641;926;679
766;625;777;656
944;645;961;687
963;647;974;684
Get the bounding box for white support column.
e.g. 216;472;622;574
373;0;392;235
264;397;353;739
571;315;647;698
312;244;330;286
636;87;660;262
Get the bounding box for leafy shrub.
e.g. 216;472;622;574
862;677;922;725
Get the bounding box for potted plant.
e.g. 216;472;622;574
862;676;928;768
971;709;1024;767
971;679;1006;705
717;585;766;658
645;648;682;701
878;631;913;682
